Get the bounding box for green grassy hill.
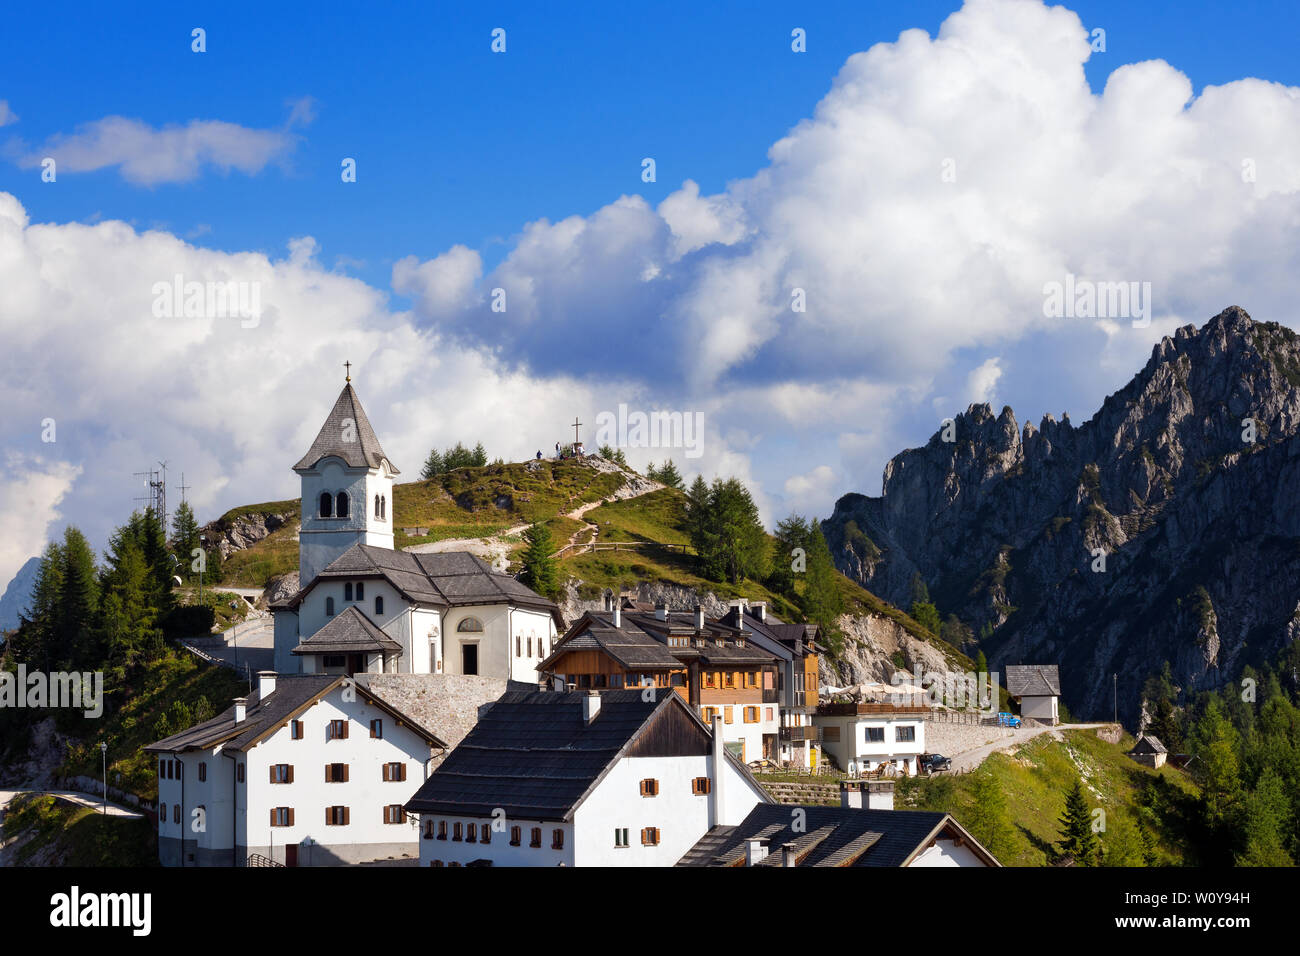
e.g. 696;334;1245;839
898;729;1201;866
2;793;158;866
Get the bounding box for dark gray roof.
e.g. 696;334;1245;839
1004;664;1061;697
540;609;777;675
144;674;446;753
404;689;686;821
289;544;564;626
293;383;397;473
293;605;403;655
1130;734;1167;754
676;804;999;867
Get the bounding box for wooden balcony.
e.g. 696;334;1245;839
779;725;821;742
816;702;930;717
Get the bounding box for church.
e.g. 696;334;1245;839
270;373;563;682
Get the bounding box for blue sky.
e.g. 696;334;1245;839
5;0;1298;290
3;0;1300;587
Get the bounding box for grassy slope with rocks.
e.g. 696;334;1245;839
898;729;1200;866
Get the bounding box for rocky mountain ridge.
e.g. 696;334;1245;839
824;306;1300;723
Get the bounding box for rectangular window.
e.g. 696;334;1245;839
615;827;629;848
896;725;916;742
766;707;774;721
437;821;447;840
271;807;293;827
552;828;564;850
692;776;711;795
291;720;303;740
237;763;245;783
328;719;348;741
743;706;758;723
325;806;349;826
467;823;477;843
510;826;521;846
641;827;660;847
530;827;542;848
423;820;435;839
270;764;294;784
480;823;491;844
370;718;382;739
323;654;344;667
639;778;659;797
384;805;405;825
516;635;521;657
326;763;349;783
453;822;463;841
724;672;735;688
173;804;180;823
198;762;207;782
865;727;885;743
704;672;716;688
382;762;407;782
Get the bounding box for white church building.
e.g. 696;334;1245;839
270;376;562;681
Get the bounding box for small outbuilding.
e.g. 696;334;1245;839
1004;664;1061;726
1129;734;1167;769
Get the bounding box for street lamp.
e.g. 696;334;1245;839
100;741;108;815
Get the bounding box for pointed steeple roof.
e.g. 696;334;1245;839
293;383;399;473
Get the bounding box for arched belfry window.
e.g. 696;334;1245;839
375;494;381;519
381;495;387;519
326;597;335;616
356;582;365;601
344;582;353;602
375;596;384;615
319;492;333;518
457;617;484;633
336;492;349;518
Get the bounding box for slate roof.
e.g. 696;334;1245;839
292;605;403;655
288;543;565;626
1004;664;1061;697
676;804;1000;867
539;608;778;675
404;689;694;821
293;383;397;473
1130;734;1167;755
144;675;446;754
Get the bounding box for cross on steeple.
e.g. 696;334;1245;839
344;360;352;383
572;417;583;444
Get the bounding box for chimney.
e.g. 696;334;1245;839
654;602;668;621
582;690;602;724
745;839;768;866
866;780;895;811
710;713;729;826
752;601;767;623
612;602;621;627
694;604;705;631
257;670;276;701
232;697;247;724
729;599;744;629
603;589;613;612
839;780;863;809
781;842;797;867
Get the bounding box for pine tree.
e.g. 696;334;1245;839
655;460;683;489
472;442;488;467
421;449;445;480
699;478;769;584
170;501;201;582
100;533;157;677
768;514;811;595
11;541;64;667
1236;769;1293;866
1193;696;1243;841
967;770;1014;859
801;519;844;636
519;523;560;600
685;476;711;558
1057;778;1099;865
975;649;989;677
54;527;101;669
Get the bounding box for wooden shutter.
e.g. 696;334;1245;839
400;763;407;782
270;766;276;784
343;763;349;782
343;807;350;825
270;808;276;827
287;765;294;784
288;808;295;827
382;763;390;782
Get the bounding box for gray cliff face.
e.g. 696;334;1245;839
202;510;296;559
824;307;1300;722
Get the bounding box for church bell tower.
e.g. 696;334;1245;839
292;365;398;588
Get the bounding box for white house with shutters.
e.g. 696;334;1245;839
814;703;928;776
404;688;772;867
270;375;562;681
146;672;446;867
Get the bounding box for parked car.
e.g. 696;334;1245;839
918;753;951;774
996;712;1022;728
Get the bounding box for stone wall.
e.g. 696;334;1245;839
356;673;512;762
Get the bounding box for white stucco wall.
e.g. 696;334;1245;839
298;457;394;587
910;837;991;867
417;815;574;867
817;714;926;774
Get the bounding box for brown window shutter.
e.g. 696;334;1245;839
382;763;389;782
343;764;349;782
343;807;350;825
326;808;332;826
325;765;331;783
400;763;407;782
287;765;294;784
271;809;276;827
288;808;295;827
270;766;276;784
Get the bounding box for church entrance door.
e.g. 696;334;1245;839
461;643;478;675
